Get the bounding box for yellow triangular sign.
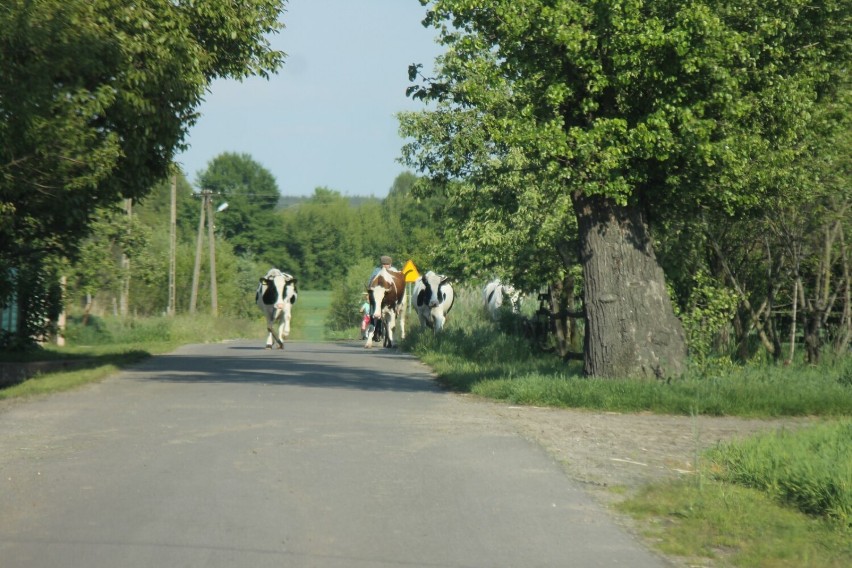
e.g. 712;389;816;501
402;259;420;282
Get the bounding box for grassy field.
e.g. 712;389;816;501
288;290;332;342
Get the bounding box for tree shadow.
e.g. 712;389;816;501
123;340;444;394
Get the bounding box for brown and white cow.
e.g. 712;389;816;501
413;271;455;332
256;268;297;349
365;267;406;348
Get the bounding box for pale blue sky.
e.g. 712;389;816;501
175;0;442;198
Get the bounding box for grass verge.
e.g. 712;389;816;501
619;478;851;567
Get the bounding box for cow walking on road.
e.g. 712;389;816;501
256;269;298;349
413;271;455;333
366;267;406;349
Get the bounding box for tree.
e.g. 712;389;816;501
195;152;285;265
0;0;285;346
280;188;364;289
401;0;849;379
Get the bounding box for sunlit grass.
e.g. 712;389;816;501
290;290;331;342
620;479;851;567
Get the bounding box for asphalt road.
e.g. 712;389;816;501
0;340;669;568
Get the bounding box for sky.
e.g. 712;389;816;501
174;0;444;198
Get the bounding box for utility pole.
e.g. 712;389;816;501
168;173;177;316
120;198;132;317
189;190;207;314
207;193;218;317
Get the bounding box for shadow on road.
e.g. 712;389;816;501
123;340;444;394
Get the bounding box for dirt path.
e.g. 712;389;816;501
479;399;813;502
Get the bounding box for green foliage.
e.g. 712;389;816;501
63;172;267;320
0;0;286;347
326;258;376;331
279;188;369;289
196;153;288;266
678;269;740;362
276;176;449;289
0;0;285;263
707;420;852;525
402;0;851;371
404;0;849;260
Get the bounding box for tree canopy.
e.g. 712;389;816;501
0;0;285;268
196;152;285;265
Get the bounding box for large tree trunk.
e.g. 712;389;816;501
572;193;687;379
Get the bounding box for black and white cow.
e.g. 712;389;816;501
483;278;520;321
256;268;298;349
413;271;455;332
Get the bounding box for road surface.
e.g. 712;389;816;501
0;340;670;567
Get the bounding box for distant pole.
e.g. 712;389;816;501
207;194;218;317
120;198;132;317
57;275;66;347
168;173;177;316
189;191;207;314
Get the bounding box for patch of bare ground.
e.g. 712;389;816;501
489;403;813;498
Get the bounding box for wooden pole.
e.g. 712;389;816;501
189;191;207;314
120;198;132;317
168;173;177;316
207;194;218;317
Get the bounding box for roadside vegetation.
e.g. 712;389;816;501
402;287;851;567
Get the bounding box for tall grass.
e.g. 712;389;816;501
706;420;852;525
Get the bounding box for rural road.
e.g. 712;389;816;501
0;340;670;568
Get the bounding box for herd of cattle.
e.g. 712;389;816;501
255;266;521;350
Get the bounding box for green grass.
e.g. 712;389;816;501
620;479;851;567
290;290;331;342
619;420;852;566
706;420;851;525
401;287;852;418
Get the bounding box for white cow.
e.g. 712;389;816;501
256;268;298;349
483;278;521;321
413;271;455;332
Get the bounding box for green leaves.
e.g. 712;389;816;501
0;0;285;267
402;0;848;279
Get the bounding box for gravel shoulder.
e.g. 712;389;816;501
475;398;814;502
